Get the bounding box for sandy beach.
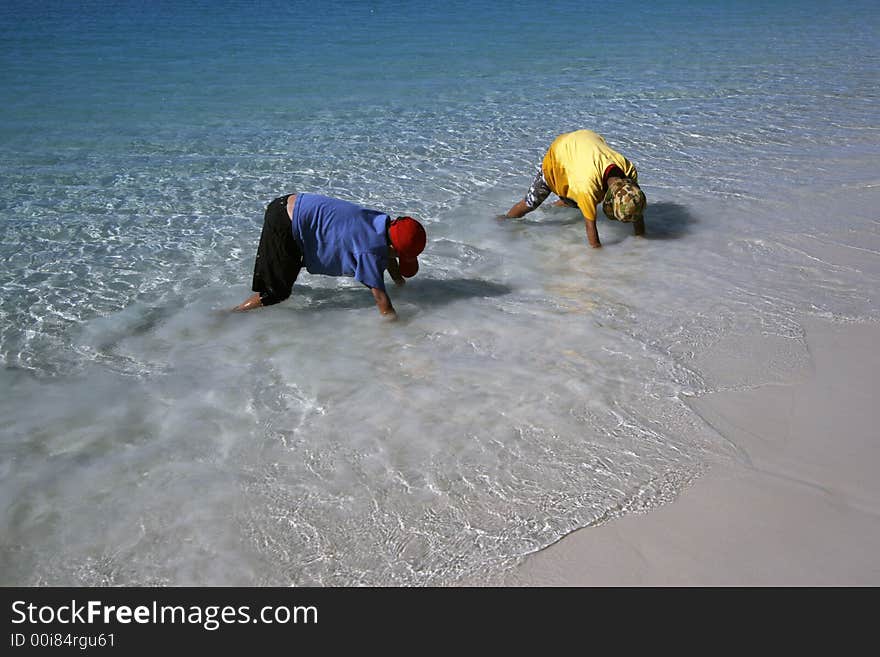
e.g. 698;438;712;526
505;317;880;586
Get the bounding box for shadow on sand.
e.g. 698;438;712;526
294;277;512;311
503;201;699;238
642;202;699;240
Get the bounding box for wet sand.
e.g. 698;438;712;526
506;317;880;586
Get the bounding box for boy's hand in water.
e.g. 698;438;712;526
371;287;398;320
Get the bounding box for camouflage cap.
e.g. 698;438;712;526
602;179;646;223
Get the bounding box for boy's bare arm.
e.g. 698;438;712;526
386;257;405;286
232;292;263;311
585;219;601;248
633;216;645;236
371;287;398;320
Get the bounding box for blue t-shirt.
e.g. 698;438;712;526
291;193;390;291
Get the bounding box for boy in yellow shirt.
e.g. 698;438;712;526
504;130;646;248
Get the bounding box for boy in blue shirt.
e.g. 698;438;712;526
233;193;426;320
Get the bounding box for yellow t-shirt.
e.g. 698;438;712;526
542;130;638;221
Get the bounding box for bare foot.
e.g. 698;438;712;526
232;293;263;312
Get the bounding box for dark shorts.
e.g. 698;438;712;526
251;194;302;306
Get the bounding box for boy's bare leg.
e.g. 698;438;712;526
505;199;532;219
232;292;263;312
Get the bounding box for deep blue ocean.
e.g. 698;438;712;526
1;0;878;585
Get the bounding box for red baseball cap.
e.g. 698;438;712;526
389;216;426;278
